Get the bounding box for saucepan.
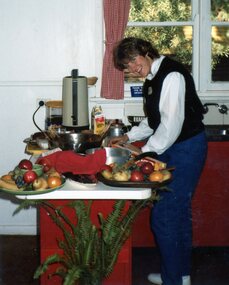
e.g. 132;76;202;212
86;147;131;165
28;130;111;152
52;133;103;153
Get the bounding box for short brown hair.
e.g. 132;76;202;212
113;37;160;70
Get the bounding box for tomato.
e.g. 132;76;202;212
148;171;164;182
18;159;33;170
47;176;62;188
130;170;144;182
37;157;52;172
140;162;154;174
23;170;38;184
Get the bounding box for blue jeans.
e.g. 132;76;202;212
151;131;208;285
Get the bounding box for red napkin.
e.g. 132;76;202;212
36;149;106;175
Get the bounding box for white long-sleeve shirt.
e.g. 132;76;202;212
127;56;186;155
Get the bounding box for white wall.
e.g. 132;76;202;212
0;0;103;234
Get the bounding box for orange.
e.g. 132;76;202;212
148;171;164;182
47;176;62;188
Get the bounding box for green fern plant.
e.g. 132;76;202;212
14;188;165;285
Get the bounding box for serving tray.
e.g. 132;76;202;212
0;179;66;196
97;173;170;189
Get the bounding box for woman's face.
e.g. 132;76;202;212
124;54;152;77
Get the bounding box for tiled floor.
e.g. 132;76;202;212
0;235;228;285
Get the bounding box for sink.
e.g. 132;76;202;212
205;129;229;136
205;125;229;141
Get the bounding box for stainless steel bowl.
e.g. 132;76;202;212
86;147;131;165
52;133;102;152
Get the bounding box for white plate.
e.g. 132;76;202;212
67;178;97;188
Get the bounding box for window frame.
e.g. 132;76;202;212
125;0;229;97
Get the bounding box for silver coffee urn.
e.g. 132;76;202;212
62;69;89;131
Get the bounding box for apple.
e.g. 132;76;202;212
101;170;113;180
33;177;48;190
161;170;172;181
113;170;130;182
130;170;144;182
140;162;154;174
23;170;37;184
36;157;52;172
18;159;33;170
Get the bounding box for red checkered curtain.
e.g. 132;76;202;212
100;0;130;99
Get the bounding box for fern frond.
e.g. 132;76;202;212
63;266;83;285
72;200;93;240
101;200;126;244
82;225;99;266
13;199;43;215
33;253;62;279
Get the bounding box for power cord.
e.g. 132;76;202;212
32;100;45;133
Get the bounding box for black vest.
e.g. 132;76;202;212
143;57;205;142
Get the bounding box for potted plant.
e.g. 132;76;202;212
15;189;163;285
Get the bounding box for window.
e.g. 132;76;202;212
124;0;229;95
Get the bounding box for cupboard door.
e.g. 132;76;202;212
132;142;229;247
192;142;229;246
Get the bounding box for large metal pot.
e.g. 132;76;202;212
86;147;131;165
108;123;125;137
102;120;131;147
52;133;102;153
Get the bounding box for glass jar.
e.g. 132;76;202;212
45;100;63;130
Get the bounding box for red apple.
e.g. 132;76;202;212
23;170;37;184
130;170;144;182
140;162;154;175
18;159;33;170
36;157;52;172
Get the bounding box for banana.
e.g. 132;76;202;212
0;177;19;190
1;174;15;184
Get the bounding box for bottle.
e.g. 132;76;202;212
91;105;105;135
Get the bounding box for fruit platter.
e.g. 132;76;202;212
0;158;65;195
97;154;173;188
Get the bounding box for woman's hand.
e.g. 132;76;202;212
108;134;129;146
109;134;142;156
120;143;142;156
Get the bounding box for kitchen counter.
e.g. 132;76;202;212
16;179;152;200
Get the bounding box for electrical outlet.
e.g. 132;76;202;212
36;98;50;108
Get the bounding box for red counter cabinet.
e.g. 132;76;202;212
39;200;132;285
132;141;229;247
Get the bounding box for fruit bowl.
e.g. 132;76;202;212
21;164;44;177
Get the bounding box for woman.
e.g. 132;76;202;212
111;37;207;285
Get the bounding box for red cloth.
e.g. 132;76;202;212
37;149;106;175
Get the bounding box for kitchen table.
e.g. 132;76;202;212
17;180;152;285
